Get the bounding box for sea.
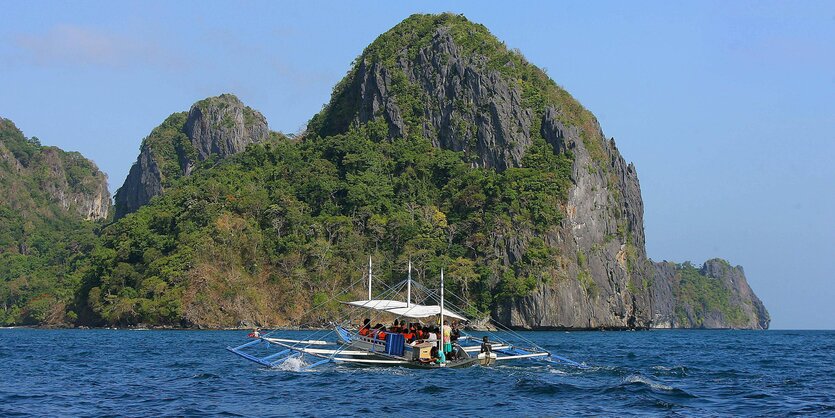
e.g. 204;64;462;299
0;328;833;417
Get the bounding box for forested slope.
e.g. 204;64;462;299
0;118;110;325
1;14;768;329
79;14;768;329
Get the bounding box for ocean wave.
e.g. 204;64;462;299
417;384;449;394
514;377;584;395
1;329;832;416
650;365;689;377
618;374;698;400
624;374;675;391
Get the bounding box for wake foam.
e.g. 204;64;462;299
276;357;308;372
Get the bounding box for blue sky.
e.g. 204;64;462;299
1;1;833;329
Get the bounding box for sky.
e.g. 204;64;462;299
1;1;833;329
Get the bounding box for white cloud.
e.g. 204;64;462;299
13;24;185;70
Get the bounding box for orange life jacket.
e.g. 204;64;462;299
377;331;387;341
359;327;369;336
403;332;414;341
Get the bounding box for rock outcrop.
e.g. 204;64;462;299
38;147;111;220
650;259;770;329
79;14;768;329
314;27;534;170
0;117;111;221
114;94;269;218
309;13;767;329
494;125;653;329
0;117;109;326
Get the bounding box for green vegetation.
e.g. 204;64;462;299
575;249;597;296
308;13;606;165
138;112;191;188
0;118;104;325
81;115;572;326
673;262;747;328
0;15;761;329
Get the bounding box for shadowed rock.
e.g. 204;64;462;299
114;94;268;218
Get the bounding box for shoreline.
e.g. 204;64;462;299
0;324;765;332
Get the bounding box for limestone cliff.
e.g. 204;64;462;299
114;94;269;218
650;259;770;329
79;14;768;329
0;117;111;221
493;126;653;329
308;13;767;329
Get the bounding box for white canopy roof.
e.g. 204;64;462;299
345;300;409;309
344;299;467;321
386;305;468;321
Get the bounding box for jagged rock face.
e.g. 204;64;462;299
309;16;767;329
39;148;111;220
0;118;111;221
648;262;677;328
318;22;656;329
114;145;163;219
651;260;770;329
319;27;534;170
493;114;654;329
182;96;270;175
114;94;268;218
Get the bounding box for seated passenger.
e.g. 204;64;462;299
429;346;445;364
426;327;438;343
377;326;387;341
391;319;400;333
358;318;371;336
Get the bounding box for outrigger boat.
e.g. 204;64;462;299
227;258;586;371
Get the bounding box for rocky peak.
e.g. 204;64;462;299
309;14;599;172
700;259;770;329
182;94;270;175
650;259;770;329
303;14;769;330
114;94;269;218
0;117;110;221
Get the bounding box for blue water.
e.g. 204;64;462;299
1;329;833;416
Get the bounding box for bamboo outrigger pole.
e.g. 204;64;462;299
407;259;412;307
368;256;372;300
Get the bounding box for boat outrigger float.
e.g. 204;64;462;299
227;258;587;370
